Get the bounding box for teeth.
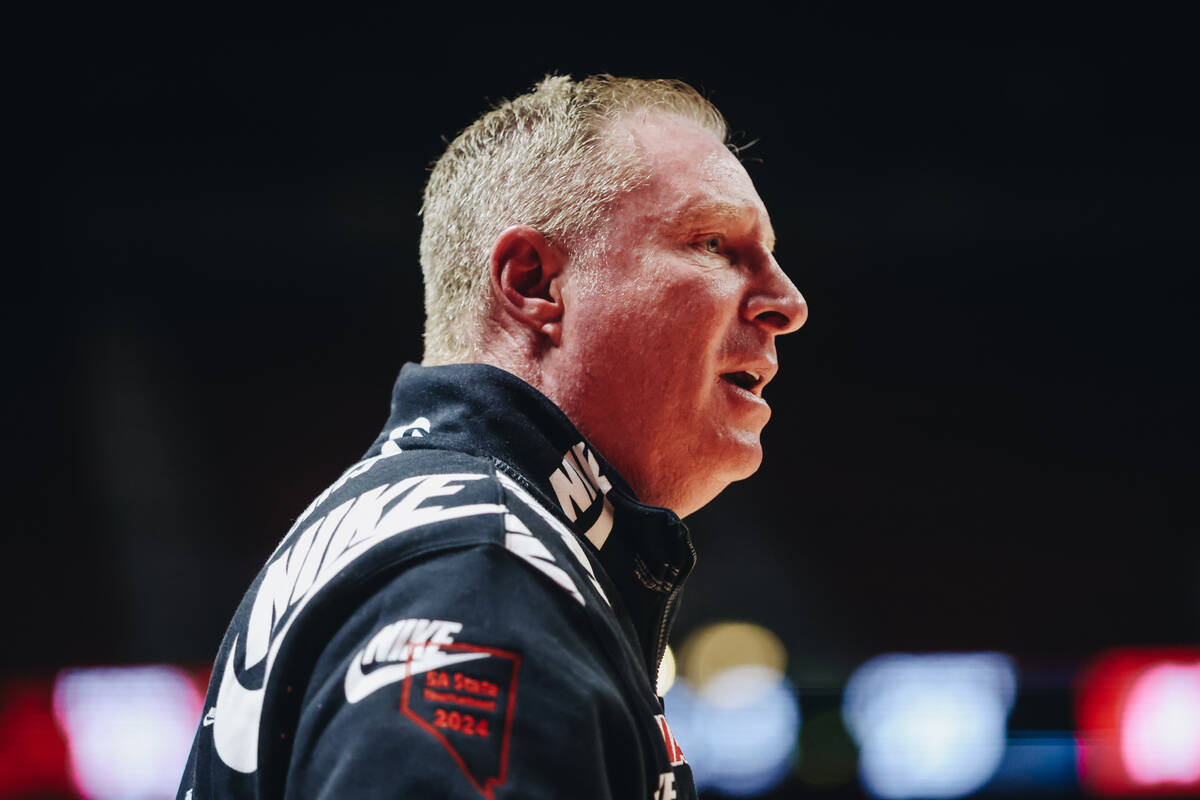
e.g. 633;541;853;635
745;370;761;383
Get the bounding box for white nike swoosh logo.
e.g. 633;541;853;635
344;648;490;704
212;634;265;774
202;707;216;727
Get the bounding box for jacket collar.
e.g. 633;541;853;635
363;362;697;678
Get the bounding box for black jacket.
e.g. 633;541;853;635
178;363;698;799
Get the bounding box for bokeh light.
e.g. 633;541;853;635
1076;647;1200;797
678;621;788;689
1121;662;1200;785
842;652;1016;799
52;666;203;800
665;621;800;796
657;645;677;696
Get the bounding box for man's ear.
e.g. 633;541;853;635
489;225;566;346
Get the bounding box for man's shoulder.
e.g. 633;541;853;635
266;446;605;617
283;448;509;556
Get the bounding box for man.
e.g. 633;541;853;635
178;74;805;800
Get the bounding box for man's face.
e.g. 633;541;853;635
547;113;807;517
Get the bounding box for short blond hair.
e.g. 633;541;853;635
419;74;728;365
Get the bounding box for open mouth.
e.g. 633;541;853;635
721;370;762;392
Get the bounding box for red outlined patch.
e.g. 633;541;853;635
401;642;521;799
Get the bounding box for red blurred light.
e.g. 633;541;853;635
0;678;73;798
1076;647;1200;797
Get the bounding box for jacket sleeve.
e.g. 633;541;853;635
283;543;648;800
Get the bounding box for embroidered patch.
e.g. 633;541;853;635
401;642;521;799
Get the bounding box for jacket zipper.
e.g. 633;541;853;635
652;534;697;692
652;588;679;692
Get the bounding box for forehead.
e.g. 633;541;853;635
611;112;774;239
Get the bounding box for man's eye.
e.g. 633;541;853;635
700;236;723;254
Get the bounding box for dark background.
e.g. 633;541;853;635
13;5;1197;786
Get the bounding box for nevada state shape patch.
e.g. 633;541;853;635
401;643;521;799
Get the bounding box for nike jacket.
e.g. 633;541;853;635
178;363;698;800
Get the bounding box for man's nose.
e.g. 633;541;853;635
744;258;807;334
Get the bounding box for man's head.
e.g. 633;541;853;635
421;75;806;517
420;74;726;366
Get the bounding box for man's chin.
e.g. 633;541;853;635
719;433;765;481
674;444;763;518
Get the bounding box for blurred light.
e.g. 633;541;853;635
842;652;1016;800
1122;663;1200;784
1076;647;1200;797
52;665;203;800
657;645;677;696
666;621;799;796
0;679;73;797
667;669;800;796
678;621;787;689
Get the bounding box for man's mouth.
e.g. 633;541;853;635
721;370;763;393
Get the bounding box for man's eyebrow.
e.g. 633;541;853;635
667;200;746;227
